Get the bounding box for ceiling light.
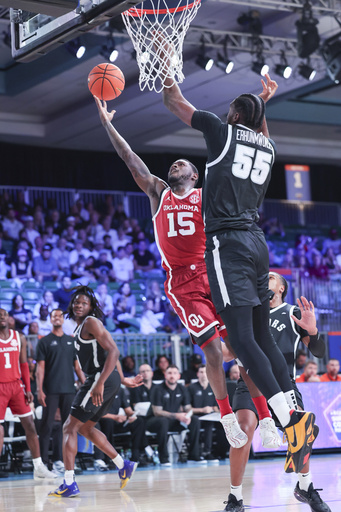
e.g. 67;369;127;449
298;62;316;80
252;59;269;76
196;54;214;71
65;39;86;59
100;38;119;63
274;50;292;79
216;53;234;74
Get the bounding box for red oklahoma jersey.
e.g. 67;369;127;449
0;329;22;383
153;188;206;270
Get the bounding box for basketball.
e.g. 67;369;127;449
88;63;125;101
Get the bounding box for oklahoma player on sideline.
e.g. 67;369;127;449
0;308;56;479
94;97;280;450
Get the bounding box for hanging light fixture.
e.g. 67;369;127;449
274;50;292;79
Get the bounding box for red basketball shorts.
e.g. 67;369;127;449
165;261;227;346
0;380;32;422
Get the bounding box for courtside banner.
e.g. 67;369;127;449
285;164;311;201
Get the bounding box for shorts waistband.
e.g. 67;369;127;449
169;261;206;276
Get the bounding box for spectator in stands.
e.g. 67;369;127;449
14;190;32;221
32;235;44;259
227;364;241;381
2;204;23;241
48;209;63;236
70;254;92;283
102;235;115;261
86;211;102;245
74;199;90;223
112;226;132;252
133;239;155;273
93;250;115;284
33;290;59;318
95;283;114;321
43;223;59;248
121;356;136;378
36;309;84;472
24;216;41;247
69;240;91;267
9;294;32;331
188;365;226;461
130;363;172;466
113;282;136;317
112;203;128;229
33;208;45;234
98;194;116;218
295;254;310;279
146;280;167;315
11;248;33;283
33;244;59;283
282;248;295;269
112;246;134;283
151;365;202;463
36;305;53;337
113;296;139;333
295;349;307;377
162;303;184;334
53;275;73;312
323;247;338;274
95;216;118;246
93;386;146;470
27;321;42;356
261;217;285;238
308;251;330;281
51;238;70;276
140;299;163;335
28;356;38;407
322;228;340;254
319;358;341;382
124;242;134;262
296;360;320;383
182;353;203;386
0;250;9;280
64;225;77;250
153;355;170;381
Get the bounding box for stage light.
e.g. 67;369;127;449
66;39;86;59
100;38;118;63
296;1;320;58
274;51;292;79
196;54;214;71
320;32;341;83
252;59;269;76
216;53;234;74
298;62;316;80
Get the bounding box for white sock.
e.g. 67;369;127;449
268;392;291;427
113;454;124;469
284;390;298;410
32;457;42;469
298;472;312;492
64;470;74;485
230;484;243;501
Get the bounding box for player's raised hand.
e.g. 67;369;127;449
259;73;278;103
291;296;317;334
94;96;116;126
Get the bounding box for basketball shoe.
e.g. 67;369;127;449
259;417;282;449
284;412;317;473
34;462;58;480
48;480;80;498
220;413;248;448
284;425;319;474
118;460;138;489
294;483;331;512
223;493;245;512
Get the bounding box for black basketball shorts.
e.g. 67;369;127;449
205;226;270;312
70;368;121;423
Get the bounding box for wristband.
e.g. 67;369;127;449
20;362;31;393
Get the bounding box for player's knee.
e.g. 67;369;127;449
204;342;223;365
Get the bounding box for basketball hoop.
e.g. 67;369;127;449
122;0;201;93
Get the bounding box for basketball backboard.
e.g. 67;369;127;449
10;0;139;62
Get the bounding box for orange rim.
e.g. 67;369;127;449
123;0;201;17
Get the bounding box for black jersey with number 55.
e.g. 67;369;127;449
192;110;276;233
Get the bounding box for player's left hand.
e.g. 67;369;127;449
122;374;144;388
291;296;317;333
25;391;34;405
90;382;104;407
259;73;278;103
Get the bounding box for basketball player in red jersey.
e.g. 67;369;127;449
0;308;57;480
94;97;281;451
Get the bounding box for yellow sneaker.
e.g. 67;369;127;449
284;412;317;473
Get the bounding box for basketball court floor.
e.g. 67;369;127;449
0;454;339;512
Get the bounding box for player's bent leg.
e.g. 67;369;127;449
224;409;257;512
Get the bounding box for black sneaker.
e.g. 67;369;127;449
223;493;245;512
294;483;331;512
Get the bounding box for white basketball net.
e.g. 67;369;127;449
122;0;201;93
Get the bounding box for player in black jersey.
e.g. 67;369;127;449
158;40;317;473
222;272;330;512
49;285;141;498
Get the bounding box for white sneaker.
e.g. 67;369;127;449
259;417;282;449
34;463;58;480
220;412;248;448
94;459;109;472
52;460;65;474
